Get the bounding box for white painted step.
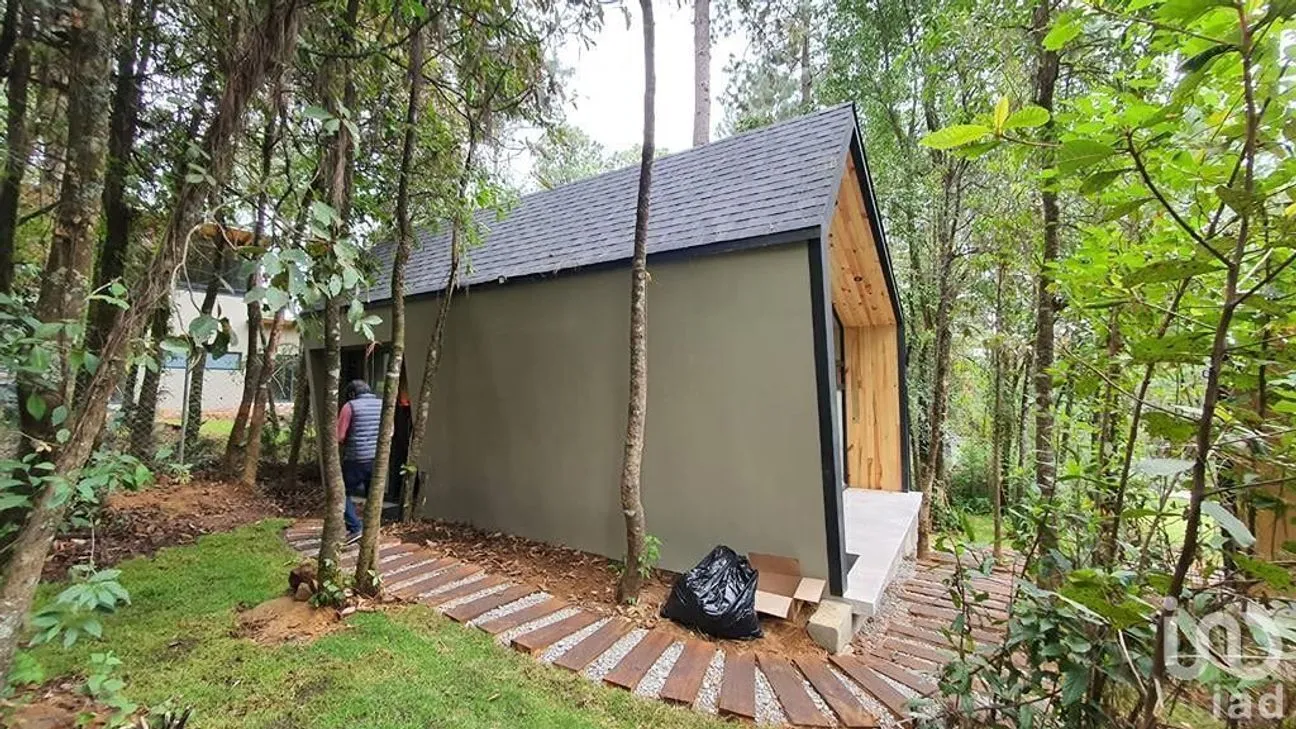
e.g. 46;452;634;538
840;489;922;617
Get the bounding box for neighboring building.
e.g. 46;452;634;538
156;288;301;417
313;104;914;611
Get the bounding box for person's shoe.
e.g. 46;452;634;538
345;531;362;546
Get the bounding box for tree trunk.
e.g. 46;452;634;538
284;350;310;488
356;18;423;593
0;3;32;296
1145;17;1260;718
616;0;655;605
399;128;477;523
316;299;346;581
915;163;960;559
182;249;226;456
226;283;262;470
990;258;1006;559
240;309;285;486
0;0;112;678
1029;0;1061;586
0;0;301;681
314;0;361;586
0;0;19;79
118;362;140;421
83;0;158;388
1013;352;1031;499
1101;282;1188;565
129;305;169;459
16;0;112;454
797;2;812;109
691;0;709;147
225;108;280;471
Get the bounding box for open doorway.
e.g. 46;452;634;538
340;344;416;520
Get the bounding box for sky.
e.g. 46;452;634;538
556;4;750;154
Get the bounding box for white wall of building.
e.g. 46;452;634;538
155;289;301;417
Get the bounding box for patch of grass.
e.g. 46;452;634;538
159;417;234;438
21;520;729;729
941;512;999;548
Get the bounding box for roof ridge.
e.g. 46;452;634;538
363;103;860;302
508;103;856;210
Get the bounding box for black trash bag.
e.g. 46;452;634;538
660;545;762;639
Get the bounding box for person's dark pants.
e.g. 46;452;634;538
342;459;373;536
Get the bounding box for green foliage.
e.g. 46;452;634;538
84;651;139;725
29;567;131;649
310;560;350;609
5;652;44;690
639;534;662;579
905;0;1296;722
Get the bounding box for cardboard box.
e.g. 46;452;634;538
747;552;826;619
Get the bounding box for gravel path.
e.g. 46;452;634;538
694;649;726;714
583;628;647;681
828;663;898;728
633;641;683;698
436;582;510;612
376;550;410;565
381;556;440;579
386;563;455;593
753;667;787;725
496;606;584;645
801;674;838;726
855;561;917;642
415;573;486;600
468;591;550;628
540;617;610;664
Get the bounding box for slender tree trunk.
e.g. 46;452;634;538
990;259;1005;559
1029;0;1061;586
616;0;656;604
240;310;285;486
0;0;19;79
356;18;423;593
916;164;960;559
691;0;709;147
1013;352;1031;500
284;350;310;488
182;249;226;455
0;0;112;678
226;284;262;469
314;0;361;585
118;362;140;420
0;4;32;296
1144;15;1259;721
0;0;301;681
225;108;279;471
1101;283;1190;565
129;305;169;459
316;299;346;581
83;0;158;385
797;2;812;109
399;131;476;523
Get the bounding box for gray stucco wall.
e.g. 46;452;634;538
329;241;829;578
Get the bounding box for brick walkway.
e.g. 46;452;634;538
285;525;1016;727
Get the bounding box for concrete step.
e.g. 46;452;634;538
839;490;922;617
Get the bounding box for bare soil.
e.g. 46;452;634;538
234;596;346;645
391;520;827;660
44;474;283;581
2;679;127;729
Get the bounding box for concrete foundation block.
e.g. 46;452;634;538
807;598;855;653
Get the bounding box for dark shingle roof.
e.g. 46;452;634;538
364;103;858;302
